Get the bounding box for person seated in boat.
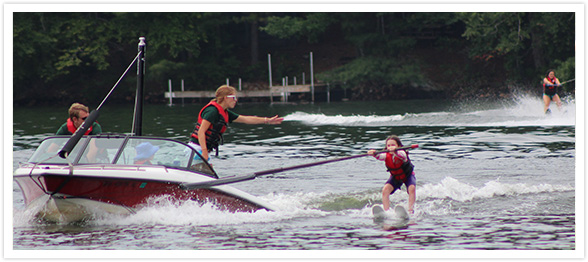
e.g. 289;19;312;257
542;69;563;114
56;103;102;136
189;85;284;163
51;103;103;161
368;135;416;214
134;142;159;165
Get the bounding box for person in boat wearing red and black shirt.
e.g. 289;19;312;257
542;69;563;114
368;135;416;214
56;103;102;135
189;85;283;162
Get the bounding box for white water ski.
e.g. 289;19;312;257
394;205;409;220
372;204;387;219
372;204;410;230
372;204;409;219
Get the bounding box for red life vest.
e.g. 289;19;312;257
66;118;93;135
543;77;559;90
191;101;229;154
384;151;414;181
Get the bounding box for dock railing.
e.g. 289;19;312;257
164;83;326;105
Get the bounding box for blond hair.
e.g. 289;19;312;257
213;85;237;103
68;103;89;120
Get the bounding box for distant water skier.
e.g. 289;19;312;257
542;69;563;114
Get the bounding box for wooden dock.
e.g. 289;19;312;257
164;84;327;103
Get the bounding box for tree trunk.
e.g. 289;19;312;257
250;20;259;65
528;13;545;70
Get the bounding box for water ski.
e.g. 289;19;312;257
372;204;409;220
372;204;387;219
394;205;409;220
372;204;410;230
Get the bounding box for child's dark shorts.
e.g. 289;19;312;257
386;173;416;194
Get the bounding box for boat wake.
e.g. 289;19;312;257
284;94;576;127
285;112;405;127
417;177;574;202
57;177;570;227
13;174;573;227
83;193;328;227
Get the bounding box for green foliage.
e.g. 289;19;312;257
461;13;530;55
318;56;426;87
550;57;575;94
459;12;575;82
261;13;335;43
13;13;56;83
554;57;575;81
264;13;437;93
13;13;120;104
148;59;187;85
12;12;576;105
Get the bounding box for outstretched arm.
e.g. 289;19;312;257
234;115;284;125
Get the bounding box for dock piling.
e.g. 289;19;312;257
310;52;315;103
181;79;185;106
168;79;173;106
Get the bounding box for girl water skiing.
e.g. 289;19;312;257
542;69;563;114
368;135;416;213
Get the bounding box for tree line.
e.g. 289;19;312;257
13;12;575;106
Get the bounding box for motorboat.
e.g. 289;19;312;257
13;37;275;223
13;135;277;223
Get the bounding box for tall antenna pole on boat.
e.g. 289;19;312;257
132;37;146;136
58;39;143;159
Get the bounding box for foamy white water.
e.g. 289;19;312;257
284;95;575;127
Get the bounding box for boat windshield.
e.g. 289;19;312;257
28;136;88;164
115;137;217;177
27;136;217;178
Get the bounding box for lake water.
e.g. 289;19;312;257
9;94;581;259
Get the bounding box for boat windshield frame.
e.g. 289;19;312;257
25;134;218;178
